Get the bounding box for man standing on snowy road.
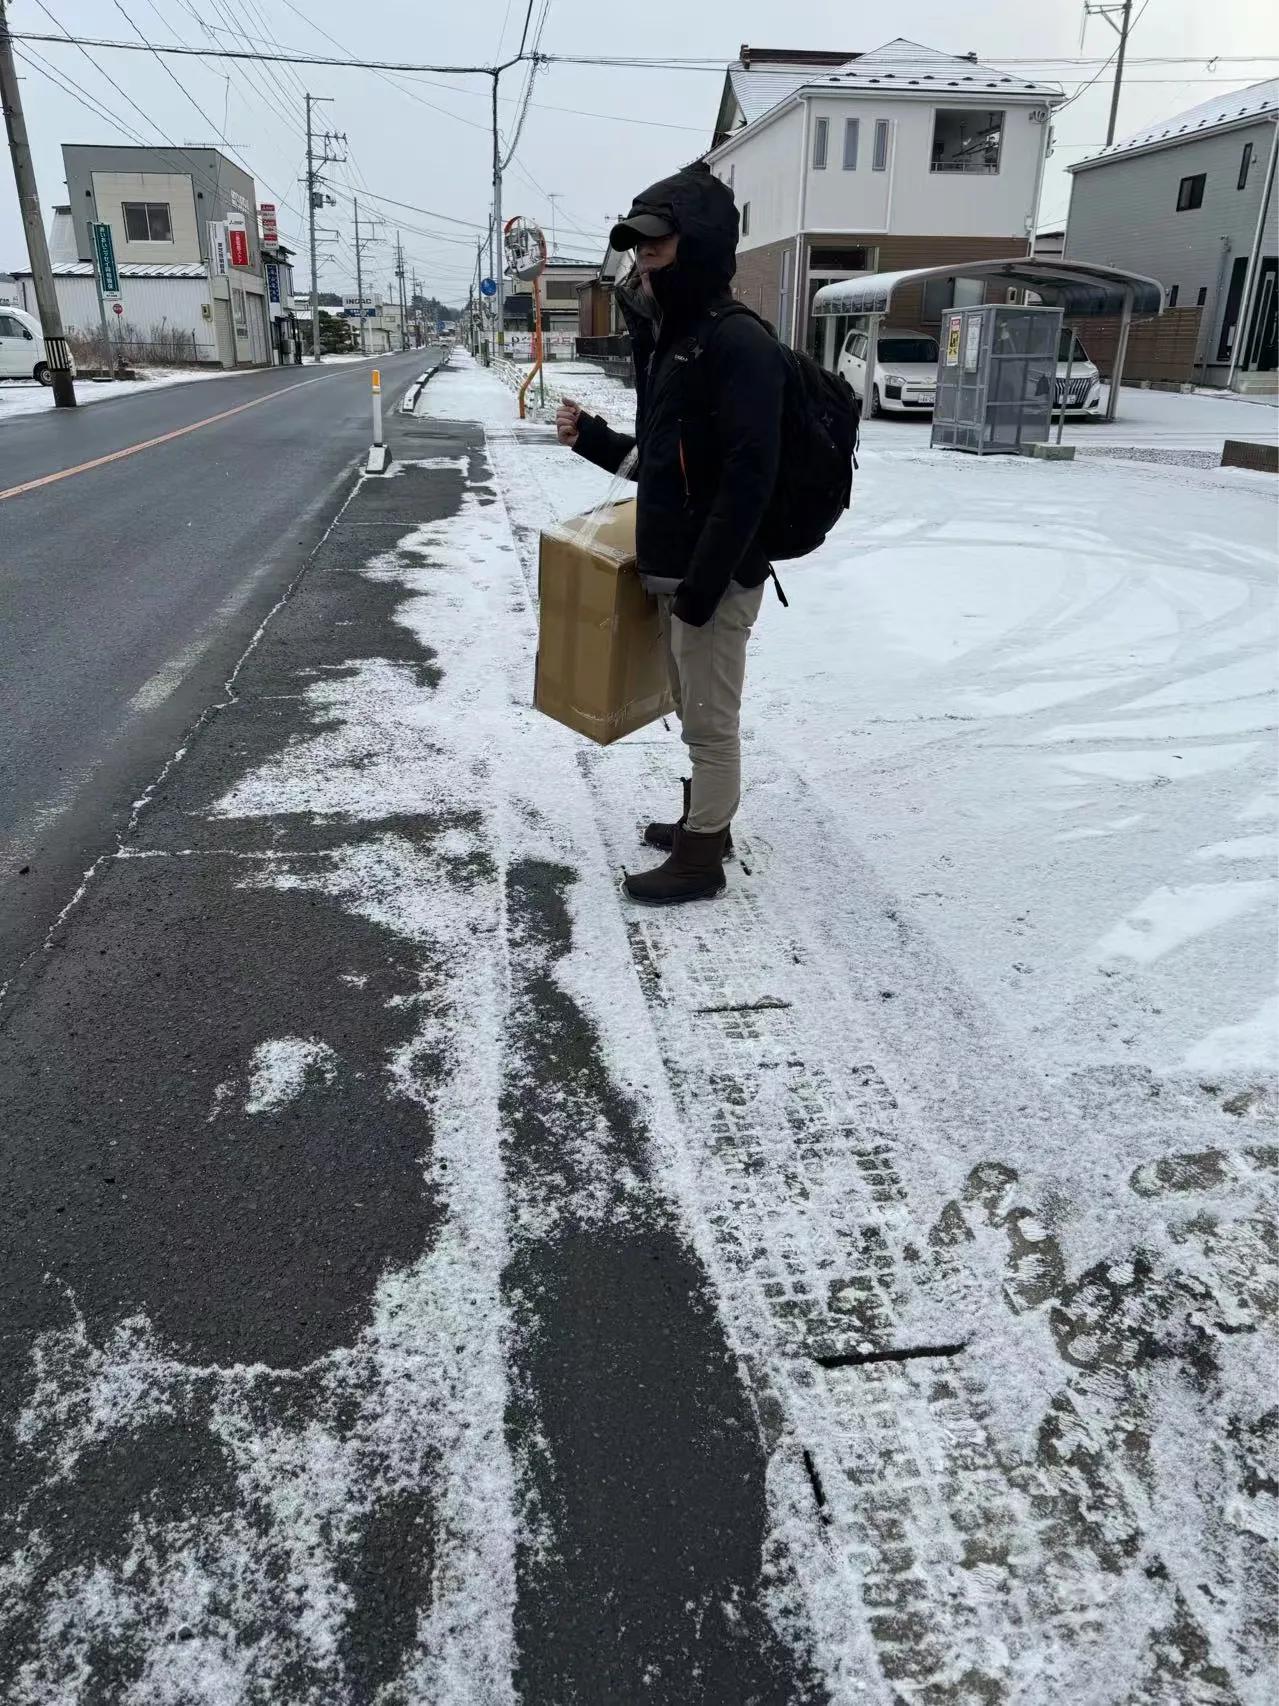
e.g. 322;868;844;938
555;161;786;906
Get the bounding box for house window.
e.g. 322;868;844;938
813;117;829;170
741;201;750;236
1238;142;1254;190
931;109;1004;173
122;201;173;242
843;118;859;170
1176;173;1205;211
872;119;890;172
543;280;578;300
231;286;248;334
1197;285;1208;306
1168;284;1179;306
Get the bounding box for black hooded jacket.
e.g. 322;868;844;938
572;163;786;627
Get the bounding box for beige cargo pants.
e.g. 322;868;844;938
656;581;766;835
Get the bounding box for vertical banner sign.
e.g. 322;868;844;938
90;221;120;300
265;262;281;305
259;202;278;245
207;221;229;277
945;314;962;366
227;211;249;268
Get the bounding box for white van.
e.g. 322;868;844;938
0;305;75;385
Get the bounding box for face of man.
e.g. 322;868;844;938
636;232;679;297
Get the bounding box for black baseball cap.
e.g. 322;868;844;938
609;209;677;250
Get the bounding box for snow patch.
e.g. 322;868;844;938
243;1036;339;1113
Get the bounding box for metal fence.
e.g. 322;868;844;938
573;333;635;385
66;322;217;370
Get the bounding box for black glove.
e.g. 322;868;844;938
672;581;715;628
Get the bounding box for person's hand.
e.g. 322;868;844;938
555;398;582;446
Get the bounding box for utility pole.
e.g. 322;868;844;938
303;93;344;360
490;70;503;363
0;0;75;406
547;192;561;260
1083;0;1136;146
352;201;382;356
353;197;364;355
394;233;408;351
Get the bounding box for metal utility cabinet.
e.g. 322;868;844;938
931;303;1064;454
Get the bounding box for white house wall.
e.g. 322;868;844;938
801;97;1047;238
20;274;219;361
716;95;1047;244
717;106;805;251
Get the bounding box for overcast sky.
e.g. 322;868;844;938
2;0;1276;304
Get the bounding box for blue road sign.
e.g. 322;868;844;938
479;277;497;297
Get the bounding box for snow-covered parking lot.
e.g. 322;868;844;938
420;353;1277;1699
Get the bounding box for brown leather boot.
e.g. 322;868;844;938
624;823;728;906
643;779;733;858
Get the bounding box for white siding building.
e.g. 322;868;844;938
12;263;219;366
707;39;1064;365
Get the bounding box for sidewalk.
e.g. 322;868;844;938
0;351;1273;1703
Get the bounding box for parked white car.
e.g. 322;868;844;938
836;326;1103;418
837;330;940;416
0;305;75;385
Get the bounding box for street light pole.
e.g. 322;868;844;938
0;0;75;406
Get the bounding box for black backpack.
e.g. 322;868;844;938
699;303;859;562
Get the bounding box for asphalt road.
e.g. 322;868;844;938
0;348;438;988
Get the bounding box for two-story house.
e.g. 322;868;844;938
59;144;275;366
706;39;1065;367
1064;81;1278;389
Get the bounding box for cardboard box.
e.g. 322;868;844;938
534;499;676;745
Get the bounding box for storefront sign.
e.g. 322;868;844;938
227;211;249;268
259;203;278;244
265;262;281;305
207;221;229;277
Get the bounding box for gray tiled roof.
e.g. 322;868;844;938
1070;77;1278;170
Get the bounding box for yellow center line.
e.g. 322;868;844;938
0;373;334;504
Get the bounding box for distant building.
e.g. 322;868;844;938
1034;227;1065;260
0;272;19;307
54;144;280;365
706;38;1065;366
1065;81;1278;388
504;257;597;339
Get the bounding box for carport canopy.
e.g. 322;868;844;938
812;257;1165;422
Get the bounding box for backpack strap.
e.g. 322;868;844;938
683;304;792;614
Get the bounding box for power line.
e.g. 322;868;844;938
7;29;526;74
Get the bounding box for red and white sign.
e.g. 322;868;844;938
259;202;278;244
112;301;124;316
227;211;249;268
